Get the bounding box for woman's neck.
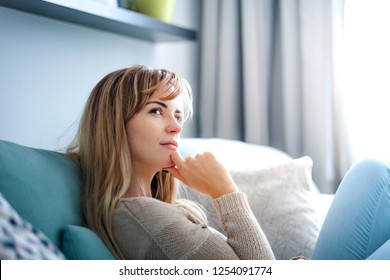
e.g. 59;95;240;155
123;167;156;198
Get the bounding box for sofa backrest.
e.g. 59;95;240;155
0;140;116;259
0;140;85;248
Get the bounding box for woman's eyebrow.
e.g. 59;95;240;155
146;101;167;108
146;101;182;113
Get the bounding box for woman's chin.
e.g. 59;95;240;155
161;159;175;170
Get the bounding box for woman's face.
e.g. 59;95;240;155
126;87;184;174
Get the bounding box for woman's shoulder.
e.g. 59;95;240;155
119;196;162;205
116;196;182;216
115;197;207;229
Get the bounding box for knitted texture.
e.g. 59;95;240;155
113;192;275;259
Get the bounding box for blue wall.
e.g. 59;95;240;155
0;0;200;150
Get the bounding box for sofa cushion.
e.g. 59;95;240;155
0;140;84;249
62;225;115;260
229;156;320;259
0;192;65;259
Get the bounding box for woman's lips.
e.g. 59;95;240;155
160;140;178;151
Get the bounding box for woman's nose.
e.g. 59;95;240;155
166;116;182;134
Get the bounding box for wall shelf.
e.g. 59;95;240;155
0;0;197;42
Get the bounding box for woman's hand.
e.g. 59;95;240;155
165;151;239;199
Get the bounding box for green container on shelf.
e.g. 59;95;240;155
133;0;176;23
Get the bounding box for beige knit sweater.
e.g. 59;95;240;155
113;192;275;259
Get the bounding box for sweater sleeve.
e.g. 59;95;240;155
213;192;275;259
113;192;274;260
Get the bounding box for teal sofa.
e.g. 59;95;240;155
0;139;115;259
0;138;335;260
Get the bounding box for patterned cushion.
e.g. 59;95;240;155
0;192;65;259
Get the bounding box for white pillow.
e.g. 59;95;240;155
180;156;320;260
230;156;320;259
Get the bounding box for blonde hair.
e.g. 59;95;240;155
67;65;196;259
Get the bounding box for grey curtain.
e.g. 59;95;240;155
198;0;351;193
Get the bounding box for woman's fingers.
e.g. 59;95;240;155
164;167;184;182
170;151;185;167
167;151;193;185
168;151;238;199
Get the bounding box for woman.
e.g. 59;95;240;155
67;65;274;259
68;65;390;260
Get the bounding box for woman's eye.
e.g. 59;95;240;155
150;108;163;115
175;114;183;123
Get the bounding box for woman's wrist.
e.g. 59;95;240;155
209;181;239;199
